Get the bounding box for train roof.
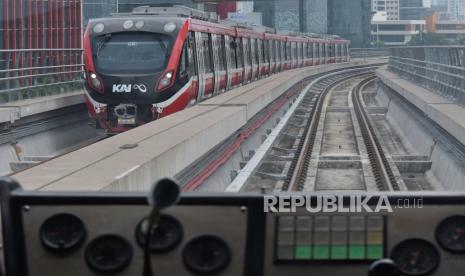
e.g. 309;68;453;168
90;5;350;43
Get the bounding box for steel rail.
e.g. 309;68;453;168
285;71;377;191
352;76;398;191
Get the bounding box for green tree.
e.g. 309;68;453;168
408;32;448;46
371;40;385;48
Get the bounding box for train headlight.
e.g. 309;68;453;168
157;71;174;91
163;22;177;33
135;21;144;29
123;20;134;30
89;72;103;93
93;23;104;34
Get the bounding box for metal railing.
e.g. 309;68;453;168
350;48;390;59
0;49;84;103
388;46;465;107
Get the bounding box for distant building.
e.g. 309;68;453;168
372;10;465;45
399;0;430;20
371;19;425;45
372;0;400;20
431;0;465;21
254;0;372;47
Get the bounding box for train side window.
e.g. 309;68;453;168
254;39;259;64
281;41;285;62
262;40;266;64
218;35;226;71
308;43;312;59
177;41;189;85
284;41;291;60
300;43;304;59
202;33;213;74
237;38;244;68
293;42;297;61
257;39;263;64
246;38;252;66
270;40;275;62
263;40;268;63
281;41;285;61
229;37;238;69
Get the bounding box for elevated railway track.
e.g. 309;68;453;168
220;66;406;194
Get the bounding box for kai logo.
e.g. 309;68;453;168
112;84;147;93
112;84;131;93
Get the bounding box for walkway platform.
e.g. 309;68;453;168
12;60;383;191
377;68;465;146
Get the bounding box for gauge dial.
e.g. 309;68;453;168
183;235;231;274
435;215;465;253
85;234;133;274
391;238;439;276
39;213;86;252
135;214;183;253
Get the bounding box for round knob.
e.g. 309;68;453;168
368;259;400;276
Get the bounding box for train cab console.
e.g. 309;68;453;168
1;177;465;276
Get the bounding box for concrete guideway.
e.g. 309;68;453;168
12;60;385;191
376;67;465;190
377;68;465;147
0;91;84;124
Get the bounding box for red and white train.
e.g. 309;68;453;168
83;6;351;133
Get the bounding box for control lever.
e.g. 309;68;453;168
368;259;400;276
143;178;180;276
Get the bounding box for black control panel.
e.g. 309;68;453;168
1;178;465;276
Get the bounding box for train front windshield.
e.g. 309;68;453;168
93;32;173;74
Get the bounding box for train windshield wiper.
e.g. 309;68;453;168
96;34;112;56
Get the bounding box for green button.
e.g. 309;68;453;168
349;245;365;259
331;245;347;259
295;245;312;259
367;245;383;259
313;245;329;259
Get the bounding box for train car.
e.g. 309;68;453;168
83;5;350;133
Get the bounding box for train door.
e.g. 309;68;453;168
308;42;312;65
284;42;290;70
267;40;271;74
325;43;329;64
250;38;257;80
235;37;244;85
313;42;317;65
212;34;227;94
224;35;232;90
295;42;300;67
256;39;262;78
243;37;252;84
227;36;241;87
301;42;305;67
276;41;282;71
184;32;198;104
194;32;205;102
302;42;307;66
347;43;350;61
263;39;269;76
268;40;274;74
202;33;215;97
297;42;301;67
292;42;297;68
211;34;220;95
